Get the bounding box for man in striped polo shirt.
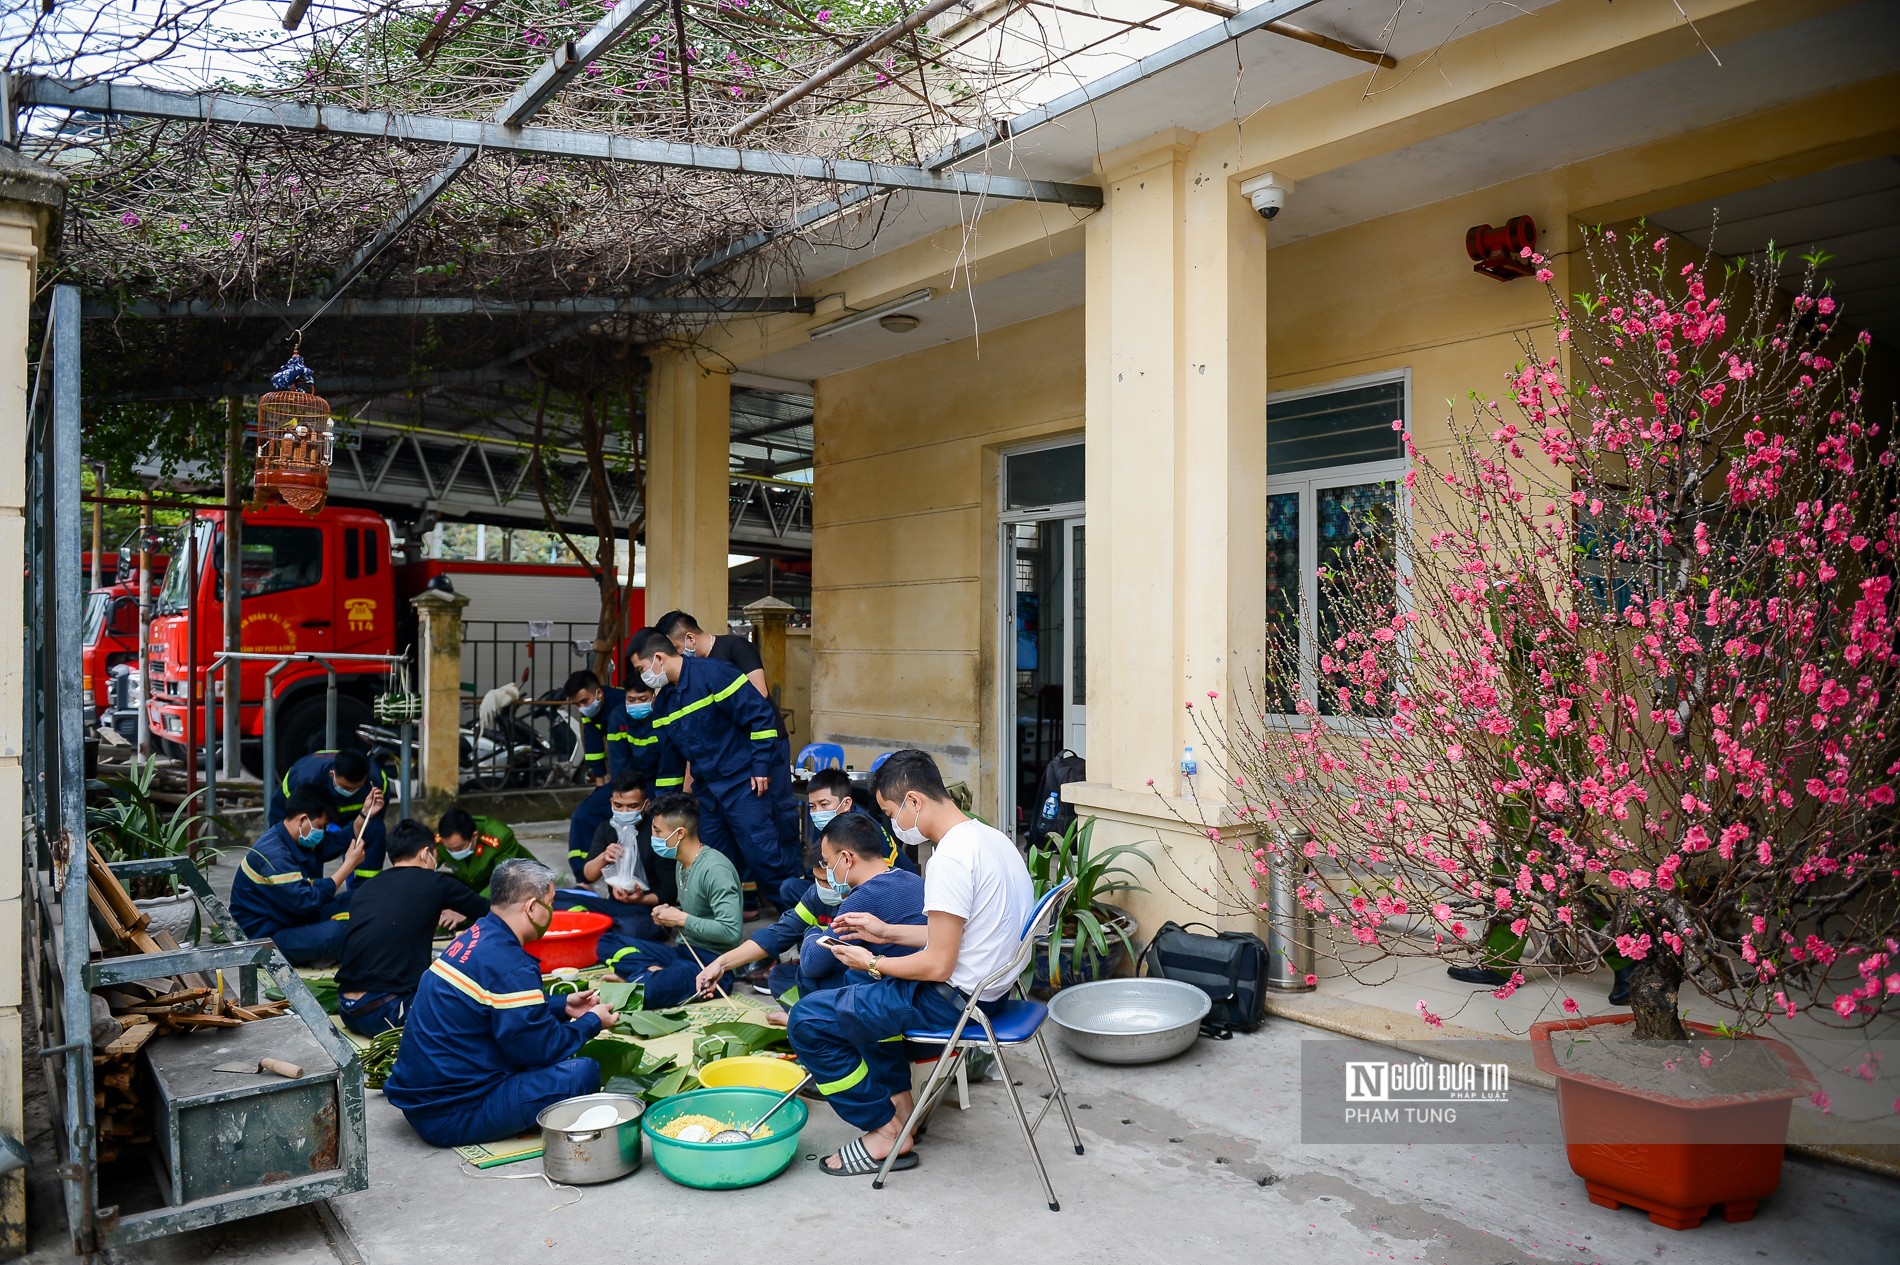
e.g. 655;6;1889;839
384;860;620;1148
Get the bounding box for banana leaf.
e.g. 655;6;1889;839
617;1008;692;1037
593;979;646;1014
700;1020;790;1053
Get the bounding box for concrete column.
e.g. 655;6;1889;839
410;588;470;813
743;595;794;691
0;148;66;1256
1070;133;1268;934
645;349;731;624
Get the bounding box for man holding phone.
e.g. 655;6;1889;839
786;750;1032;1178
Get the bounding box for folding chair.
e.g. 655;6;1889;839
876;877;1084;1210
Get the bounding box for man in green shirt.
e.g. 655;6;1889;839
435;808;537;897
596;794;742;1005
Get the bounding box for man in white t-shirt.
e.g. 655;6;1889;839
786;749;1033;1178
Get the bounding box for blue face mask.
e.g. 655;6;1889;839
610;809;640;827
651;829;683;860
823;864;851;902
681;640;698;658
578;698;601;718
626;701;653;721
809;808;838;831
296;822;324;849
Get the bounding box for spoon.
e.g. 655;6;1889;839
709;1074;815;1144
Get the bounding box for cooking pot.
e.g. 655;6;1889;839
536;1093;645;1184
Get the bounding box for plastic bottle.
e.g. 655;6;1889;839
1181;744;1198;779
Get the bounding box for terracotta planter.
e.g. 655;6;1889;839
1530;1014;1818;1230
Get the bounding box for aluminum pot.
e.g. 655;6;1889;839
536;1093;645;1185
1047;978;1211;1064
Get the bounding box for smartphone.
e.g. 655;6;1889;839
816;936;849;949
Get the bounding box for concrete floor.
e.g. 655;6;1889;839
19;821;1900;1263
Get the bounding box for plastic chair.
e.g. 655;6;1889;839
876;877;1083;1209
795;742;846;771
870;751;894;772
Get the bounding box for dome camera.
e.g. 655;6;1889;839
1239;172;1293;221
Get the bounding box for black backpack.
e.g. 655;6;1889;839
1032;749;1087;840
1142;920;1271;1038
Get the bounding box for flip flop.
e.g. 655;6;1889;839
821;1137;920;1176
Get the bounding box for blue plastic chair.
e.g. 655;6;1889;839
870;751;894;772
877;877;1083;1209
794;742;846;771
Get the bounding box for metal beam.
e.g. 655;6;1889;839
82;295;813;320
18;78;1104;207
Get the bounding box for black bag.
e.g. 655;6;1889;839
1142;920;1271;1037
1031;749;1087;841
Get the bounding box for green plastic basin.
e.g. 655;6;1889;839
640;1087;809;1190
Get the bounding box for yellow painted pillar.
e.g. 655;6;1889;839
743;594;794;692
645;350;731;625
0;149;66;1256
1071;133;1269;933
409;587;470;811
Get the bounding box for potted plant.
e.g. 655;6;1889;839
1187;226;1897;1229
87;755;225;906
1026;816;1146;991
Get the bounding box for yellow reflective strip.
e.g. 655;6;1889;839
330;912;350;921
240;856;304;886
816;1060;868;1096
568;848;590;859
651;673;748;729
606;944;643;968
280;771;293;796
629;736;657;746
794;903;819;927
353;868;379;880
584;752;606;761
430;960;546;1009
878;1034;906;1043
655;777;685;788
750;729;778;741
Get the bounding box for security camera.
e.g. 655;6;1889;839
1239;172;1293;221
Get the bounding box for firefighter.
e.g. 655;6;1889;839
231;782;376;966
435;807;536;896
383;859;620;1148
562;668;625;879
629;629;801;895
268;747;390;881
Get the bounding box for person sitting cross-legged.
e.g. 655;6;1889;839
230;783;375;967
335;818;490;1036
383;859;620;1149
786;749;1032;1177
595;794;743;1006
567;772;675;943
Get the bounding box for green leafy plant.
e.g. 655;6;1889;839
1026;816;1147;988
87;757;230;897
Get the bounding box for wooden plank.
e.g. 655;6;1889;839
89;844;150;932
164;1012;243;1028
88;880;130;946
150;929;211;991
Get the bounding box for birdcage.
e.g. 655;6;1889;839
251;351;334;515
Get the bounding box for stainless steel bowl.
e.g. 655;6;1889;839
536;1093;645;1185
1047;978;1211;1064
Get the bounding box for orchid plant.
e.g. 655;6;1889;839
1191;225;1899;1046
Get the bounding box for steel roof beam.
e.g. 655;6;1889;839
81;295;813;320
17;78;1104;207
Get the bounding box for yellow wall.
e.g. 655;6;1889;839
807;307;1084;803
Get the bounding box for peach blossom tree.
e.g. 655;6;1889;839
1195;227;1899;1043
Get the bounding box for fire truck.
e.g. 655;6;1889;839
139;504;640;771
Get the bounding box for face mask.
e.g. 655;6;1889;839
525;899;553;940
681;641;698;658
640;666;669;691
626;701;653;721
809;808;838;831
892;797;928;848
578;698;601;718
296;822;324;849
823;864;852;902
651;828;683;860
446;844;475;861
610;809;640;827
815;881;846;908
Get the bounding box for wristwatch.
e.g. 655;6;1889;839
867;957;884;981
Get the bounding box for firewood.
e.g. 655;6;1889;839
164;1012;242;1028
88;844;149;932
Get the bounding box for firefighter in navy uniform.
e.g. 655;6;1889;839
627;629;801;896
231;783;374;966
562;669;626;880
382;859;621;1148
435;808;536;896
267;747;390;881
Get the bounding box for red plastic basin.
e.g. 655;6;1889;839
523;910;613;971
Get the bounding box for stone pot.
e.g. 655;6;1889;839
1031;906;1136;993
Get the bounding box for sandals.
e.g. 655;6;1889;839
821;1136;920;1176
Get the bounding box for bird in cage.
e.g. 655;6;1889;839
251;349;334;515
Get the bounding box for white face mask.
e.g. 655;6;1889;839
892;796;928;848
639;665;669;691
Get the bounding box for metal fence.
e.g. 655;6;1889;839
462;618;611;701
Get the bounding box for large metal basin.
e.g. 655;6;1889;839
1047;978;1210;1064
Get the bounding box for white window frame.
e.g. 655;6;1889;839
1265;370;1412;725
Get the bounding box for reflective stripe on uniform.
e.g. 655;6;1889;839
749;729;778;741
628;735;657;747
793;902;820;927
239;856;304;886
429;959;545;1009
816;1060;868;1096
584;751;606;762
655;777;685;788
568;848;590;860
651;674;748;729
605;944;643;969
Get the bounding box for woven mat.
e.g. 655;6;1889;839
453;1133;546;1169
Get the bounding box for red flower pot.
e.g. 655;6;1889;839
1530;1013;1818;1230
523;910;613;972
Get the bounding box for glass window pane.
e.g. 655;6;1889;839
1268;381;1405;474
1265;491;1301;715
216;526;324;600
1005;443;1084;510
1316;481;1398;717
1070;522;1085;704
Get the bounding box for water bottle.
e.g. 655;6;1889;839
1181;745;1198;779
1038;791;1060;826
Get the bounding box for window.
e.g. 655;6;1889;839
215;526;324;600
1266;374;1409;717
1004;441;1084;511
344;528;361;580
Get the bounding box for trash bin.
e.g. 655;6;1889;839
1265;832;1316;992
